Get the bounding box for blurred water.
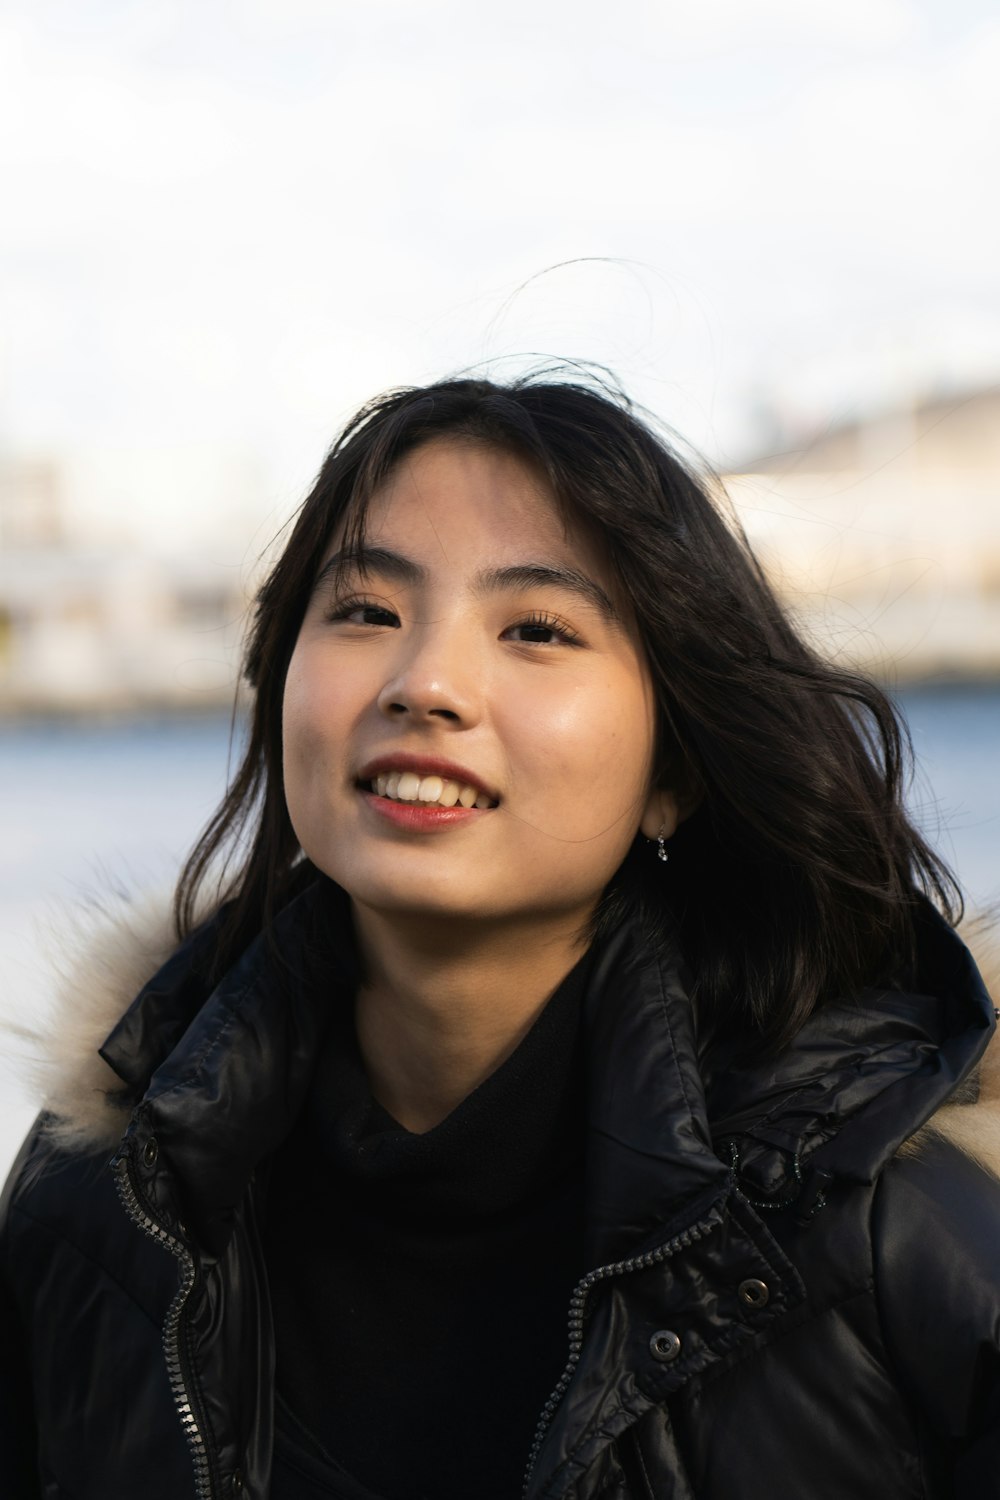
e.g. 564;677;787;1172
0;714;243;1173
896;686;999;907
1;690;998;1177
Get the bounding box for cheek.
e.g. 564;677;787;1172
281;657;315;774
280;680;312;844
506;668;655;823
281;648;343;814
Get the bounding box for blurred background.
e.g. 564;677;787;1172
2;0;998;1172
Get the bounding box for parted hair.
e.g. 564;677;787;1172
175;372;960;1049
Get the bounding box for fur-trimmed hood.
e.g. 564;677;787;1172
6;884;1000;1500
10;892;190;1156
9;890;1000;1181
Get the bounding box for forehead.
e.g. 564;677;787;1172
353;438;608;577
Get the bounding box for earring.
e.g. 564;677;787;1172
656;825;669;863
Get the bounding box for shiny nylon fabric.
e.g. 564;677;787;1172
706;906;994;1194
579;925;730;1268
103;880;358;1255
1;881;999;1499
527;1189;806;1497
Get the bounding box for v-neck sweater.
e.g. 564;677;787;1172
263;950;591;1500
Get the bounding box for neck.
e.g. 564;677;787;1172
350;904;591;1133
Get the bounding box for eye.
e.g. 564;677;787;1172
327;596;401;628
502;611;580;646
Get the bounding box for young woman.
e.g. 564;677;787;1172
1;374;998;1500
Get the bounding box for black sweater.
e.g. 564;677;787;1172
263;953;591;1500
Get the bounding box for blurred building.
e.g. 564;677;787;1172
0;457;65;550
725;387;1000;682
0;456;250;713
1;388;998;712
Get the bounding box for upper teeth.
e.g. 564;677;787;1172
373;771;493;809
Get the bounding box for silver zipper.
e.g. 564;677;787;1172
113;1151;215;1500
522;1207;722;1499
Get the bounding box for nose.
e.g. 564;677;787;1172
376;619;482;726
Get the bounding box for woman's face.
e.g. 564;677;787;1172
282;439;669;934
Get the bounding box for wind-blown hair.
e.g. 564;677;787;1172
176;373;960;1048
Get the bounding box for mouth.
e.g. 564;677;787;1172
356;756;500;812
361;770;497;811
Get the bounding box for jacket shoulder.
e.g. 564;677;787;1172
873;1131;1000;1440
1;1112;178;1337
1;1119;189;1496
1;1113;123;1268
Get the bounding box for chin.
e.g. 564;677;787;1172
330;868;495;923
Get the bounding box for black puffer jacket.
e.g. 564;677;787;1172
2;878;999;1499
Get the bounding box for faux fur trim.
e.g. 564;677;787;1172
7;894;1000;1175
7;891;205;1155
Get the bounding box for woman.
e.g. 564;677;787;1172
1;374;998;1500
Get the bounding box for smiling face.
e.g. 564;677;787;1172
282;439;672;937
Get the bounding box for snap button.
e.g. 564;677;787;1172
649;1329;682;1363
738;1277;770;1309
232;1470;245;1494
142;1137;159;1168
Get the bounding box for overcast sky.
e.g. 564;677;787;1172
1;0;998;544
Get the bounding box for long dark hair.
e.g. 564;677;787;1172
176;372;960;1048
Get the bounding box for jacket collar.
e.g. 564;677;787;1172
578;917;730;1266
30;876;999;1259
705;905;995;1198
96;877;733;1261
102;878;356;1255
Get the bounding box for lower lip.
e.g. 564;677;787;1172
359;789;488;830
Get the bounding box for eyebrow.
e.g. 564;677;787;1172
475;563;620;623
313;547;421;595
312;546;621;625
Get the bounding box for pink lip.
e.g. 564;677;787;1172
357;751;499;804
359;790;483;831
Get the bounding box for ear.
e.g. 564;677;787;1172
639;782;700;842
639;787;681;842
